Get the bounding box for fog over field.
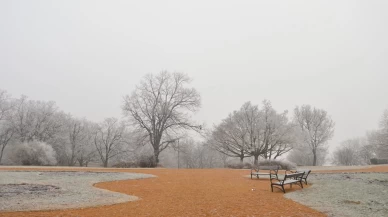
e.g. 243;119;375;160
1;0;388;154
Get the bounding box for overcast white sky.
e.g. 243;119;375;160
1;0;388;151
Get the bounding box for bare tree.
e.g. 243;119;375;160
332;139;363;166
170;138;224;169
367;110;388;159
76;122;97;167
207;111;251;163
378;109;388;157
0;90;13;121
332;138;375;166
294;105;335;166
9;97;63;143
94;118;127;167
65;117;91;166
287;144;328;166
254;101;295;161
0;90;15;164
208;101;295;165
0;123;14;164
123;71;201;163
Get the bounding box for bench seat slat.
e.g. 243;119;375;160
251;173;274;175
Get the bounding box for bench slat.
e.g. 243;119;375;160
270;171;305;193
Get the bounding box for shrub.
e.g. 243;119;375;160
370;158;388;165
225;162;251;169
243;162;252;169
226;162;243;169
258;159;296;170
138;155;157;168
9;141;57;166
112;161;138;168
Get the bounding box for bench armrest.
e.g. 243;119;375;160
270;176;281;182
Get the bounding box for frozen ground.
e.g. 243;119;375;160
285;172;388;217
0;171;155;212
296;165;372;171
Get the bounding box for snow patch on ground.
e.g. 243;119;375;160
0;171;155;212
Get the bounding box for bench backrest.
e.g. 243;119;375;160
259;165;279;171
296;170;311;178
285;172;304;180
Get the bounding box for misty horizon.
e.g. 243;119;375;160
1;0;388;153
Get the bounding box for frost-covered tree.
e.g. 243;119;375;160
287;144;328;166
332;138;367;166
64;117;97;166
9;97;64;143
94;118;128;167
123;71;201;163
0;90;14;164
207;108;251;163
367;109;388;159
209;101;295;165
294;105;334;166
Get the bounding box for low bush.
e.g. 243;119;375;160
370;158;388;165
112;155;159;168
138;155;157;168
9;141;57;166
258;159;296;170
112;161;138;168
226;162;243;169
243;162;252;169
226;162;252;169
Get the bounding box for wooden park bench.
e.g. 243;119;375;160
250;165;279;179
270;171;305;193
291;169;311;185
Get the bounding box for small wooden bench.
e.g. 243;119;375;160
250;165;279;179
291;170;311;185
270;172;305;193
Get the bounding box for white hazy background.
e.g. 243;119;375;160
1;0;388;151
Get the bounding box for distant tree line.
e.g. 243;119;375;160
207;101;335;166
0;72;203;167
331;109;388;166
3;71;385;168
0;90;133;167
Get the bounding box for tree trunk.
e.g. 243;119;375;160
104;156;108;167
312;150;317;166
70;152;75;166
154;149;160;164
78;158;84;167
239;156;244;163
0;144;6;164
254;155;259;165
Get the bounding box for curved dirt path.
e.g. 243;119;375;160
0;167;323;217
0;166;387;217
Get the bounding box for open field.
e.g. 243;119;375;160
0;171;154;212
286;172;388;217
0;165;387;217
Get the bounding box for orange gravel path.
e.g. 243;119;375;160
0;166;387;217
